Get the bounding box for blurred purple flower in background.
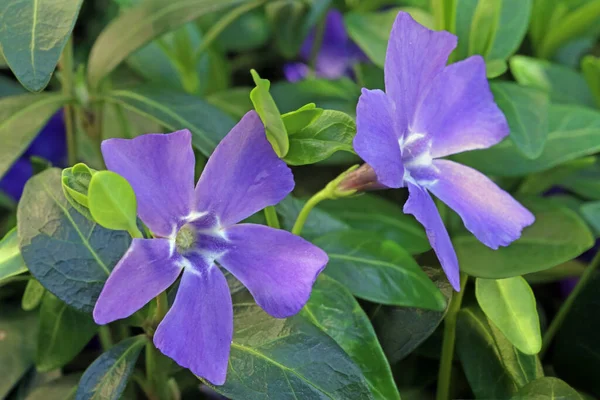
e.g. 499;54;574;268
284;9;365;82
0;112;66;200
353;12;534;290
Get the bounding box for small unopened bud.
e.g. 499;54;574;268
336;163;387;193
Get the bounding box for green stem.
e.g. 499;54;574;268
291;190;329;236
540;251;600;357
155;291;169;324
264;206;280;229
60;36;77;166
436;273;468;400
145;341;169;400
98;325;114;351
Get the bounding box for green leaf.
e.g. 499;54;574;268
0;227;27;282
0;0;83;91
525;260;586;284
0;306;38;398
206;87;253;119
455;104;600;177
518;157;596;196
0;93;70;180
582;55;600;108
104;86;235;157
276;195;350;239
467;0;502;57
490;82;549;159
22;278;45;311
486;59;508;78
249;69;289;157
87;0;247;88
36;292;98;372
314;230;446;310
75;335;147;400
455;198;594;278
283;110;356;165
510;55;596;107
302;276;399;400
512;377;584;400
561;158;600;200
456;307;543;399
581;201;600;235
318;194;430;254
476;277;542;355
371;267;451;363
24;374;80;400
88;171;140;236
61;163;95;219
18;169;131;312
282;103;324;135
211;303;372;399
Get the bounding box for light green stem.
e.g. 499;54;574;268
291;190;329;236
98;325;113;351
436;273;468;400
264;206;280;229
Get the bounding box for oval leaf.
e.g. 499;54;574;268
88;171;138;234
512;377;584;400
0;227;27;282
22;278;45;311
18;168;131;312
314;230;446;310
75;335;147;400
476;277;542;355
0;0;83;91
282;103;324;135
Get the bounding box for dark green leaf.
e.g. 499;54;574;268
0;0;83;91
0;228;27;282
0;93;70;180
104;86;235;157
482;0;532;60
36;293;98;372
512;377;584;400
0;306;37;398
276;195;349;239
314;230;446;310
284;110;356;165
490;82;549;159
581;201;600;235
561;158;600;200
582;55;600;108
206;87;253;119
371;267;451;363
211;304;373;399
455;198;594;278
282;103;324;135
22;278;45;311
87;0;247;88
456;307;543;399
210;8;271;52
302;276;399;400
25;374;80;400
18;169;131;312
525;260;586;284
75;335;147;400
319;194;430;255
518;157;596;196
455;104;600;177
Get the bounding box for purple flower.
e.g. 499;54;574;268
284;9;365;82
92;111;328;385
353;12;535;290
0;112;66;200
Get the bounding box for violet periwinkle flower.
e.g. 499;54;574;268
0;112;65;200
92;111;328;385
284;9;365;82
353;12;535;290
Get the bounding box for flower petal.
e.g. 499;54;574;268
385;12;457;136
404;183;460;291
93;239;183;325
0;158;32;200
154;260;232;386
413;56;509;158
284;62;311;82
354;88;404;188
429;159;535;249
195;111;294;227
218;224;327;318
101;130;195;237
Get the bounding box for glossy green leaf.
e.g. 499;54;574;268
211;303;372;399
282;103;324;135
104;86;235;157
0;306;37;398
318;194;430;254
490;82;549;159
0;0;83;91
206;87;253;119
0;227;27;282
88;171;140;237
582;55;600;108
314;230;446;310
510;55;596;107
0;93;70;180
22;278;45;311
18;169;131;312
455;104;600;177
25;374;80;400
283;110;356;165
512;377;584;400
36;292;97;372
476;277;542;355
302;276;399;400
456;307;543;399
276;195;350;239
455;198;594;278
87;0;247;88
75;335;147;400
371;267;451;363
